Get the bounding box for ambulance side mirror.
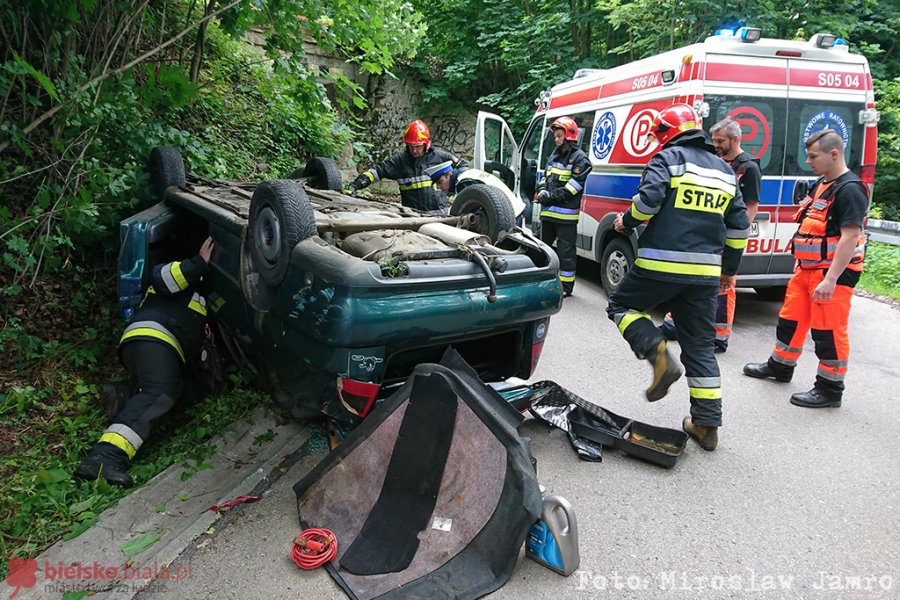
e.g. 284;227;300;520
792;180;809;205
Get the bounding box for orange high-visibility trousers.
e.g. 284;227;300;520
769;268;852;393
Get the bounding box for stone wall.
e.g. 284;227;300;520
245;29;478;190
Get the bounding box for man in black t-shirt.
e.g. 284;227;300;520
743;130;868;408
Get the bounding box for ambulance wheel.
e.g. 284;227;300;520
149;146;185;201
301;157;343;191
450;184;515;242
249;180;316;287
600;237;634;295
754;286;787;301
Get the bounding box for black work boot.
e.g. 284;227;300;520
645;340;683;402
790;387;842;408
743;361;792;382
683;417;718;451
74;442;134;488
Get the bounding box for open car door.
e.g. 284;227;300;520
474;111;520;195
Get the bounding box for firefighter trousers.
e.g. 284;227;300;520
541;218;577;294
607;270;723;426
98;340;184;459
768;268;852;395
662;286;735;351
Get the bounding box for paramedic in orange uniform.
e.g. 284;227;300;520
661;117;761;352
743;129;868;408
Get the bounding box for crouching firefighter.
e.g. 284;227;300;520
743;129;868;408
606;104;749;451
74;236;216;487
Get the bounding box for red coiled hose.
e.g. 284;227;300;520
291;528;337;570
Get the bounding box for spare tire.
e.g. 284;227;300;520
149;146;185;201
450;184;516;242
249;180;316;287
302;157;343;191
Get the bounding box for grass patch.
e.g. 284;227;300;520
859;240;900;301
0;379;265;578
0;264;269;578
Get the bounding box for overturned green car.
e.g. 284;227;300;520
118;147;563;421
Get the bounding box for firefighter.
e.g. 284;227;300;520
74;237;216;487
606;104;750;451
346;119;467;213
536;116;592;297
743;129;868;408
661;117;762;352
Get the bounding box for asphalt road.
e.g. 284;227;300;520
137;259;899;600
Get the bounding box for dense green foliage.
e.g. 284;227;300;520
407;0;899;216
860;241;900;300
0;0;422;573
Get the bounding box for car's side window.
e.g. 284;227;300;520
539;111;595;168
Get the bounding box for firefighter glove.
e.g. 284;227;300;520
536;189;551;204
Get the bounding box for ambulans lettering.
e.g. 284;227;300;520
745;238;793;254
674;185;732;214
592;112;616;159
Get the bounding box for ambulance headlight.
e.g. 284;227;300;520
737;27;761;42
810;33;837;48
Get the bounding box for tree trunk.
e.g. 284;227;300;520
190;0;215;83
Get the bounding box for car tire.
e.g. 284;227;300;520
149;146;185;201
301;157;343;191
600;236;634;295
450;184;516;242
754;285;787;301
249;180;316;287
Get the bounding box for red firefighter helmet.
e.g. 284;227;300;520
649;103;701;146
403;119;431;149
550;116;579;142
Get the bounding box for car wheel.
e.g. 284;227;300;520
149;146;185;201
450;184;516;243
301;157;343;191
754;285;787;301
249;180;316;287
600;237;634;295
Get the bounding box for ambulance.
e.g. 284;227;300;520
473;27;880;296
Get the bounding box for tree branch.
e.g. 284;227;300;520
0;0;246;155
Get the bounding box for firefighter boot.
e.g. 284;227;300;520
682;417;718;451
743;361;792;382
74;442;134;488
790;387;842;408
645;340;682;402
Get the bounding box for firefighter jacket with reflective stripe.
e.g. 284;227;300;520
119;255;209;363
350;146;468;212
540;144;592;222
791;172;867;272
622;130;750;284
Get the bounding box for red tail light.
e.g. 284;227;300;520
337;377;381;418
530;341;546;375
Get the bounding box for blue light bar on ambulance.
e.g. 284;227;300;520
714;29;735;37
